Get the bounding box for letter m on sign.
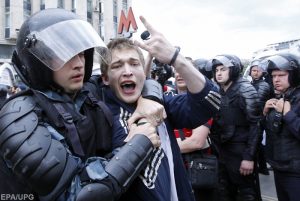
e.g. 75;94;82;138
118;7;138;34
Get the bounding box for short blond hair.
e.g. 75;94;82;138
100;38;145;76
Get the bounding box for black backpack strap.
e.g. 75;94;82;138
31;90;85;157
53;103;85;157
87;92;113;127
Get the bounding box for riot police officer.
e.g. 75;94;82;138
249;59;271;108
249;59;271;175
0;8;163;201
193;58;213;80
263;53;300;201
210;54;262;201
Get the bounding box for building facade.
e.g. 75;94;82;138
252;39;300;60
0;0;135;87
0;0;133;64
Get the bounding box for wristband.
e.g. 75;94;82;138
169;46;181;66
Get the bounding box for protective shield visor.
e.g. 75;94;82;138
28;19;106;71
251;60;266;72
213;55;235;68
258;59;269;72
265;55;296;71
204;60;213;71
250;60;260;67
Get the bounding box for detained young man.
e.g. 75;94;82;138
100;16;220;201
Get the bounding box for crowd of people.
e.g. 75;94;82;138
0;8;300;201
159;53;300;201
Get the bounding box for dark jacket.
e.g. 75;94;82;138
212;78;262;161
265;87;300;173
251;78;271;111
103;79;220;201
0;87;8;108
0;89;112;199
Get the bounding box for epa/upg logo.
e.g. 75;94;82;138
1;194;34;200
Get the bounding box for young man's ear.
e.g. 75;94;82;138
101;75;109;85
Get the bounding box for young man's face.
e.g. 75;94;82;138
175;71;187;92
250;66;263;80
103;48;146;104
271;70;290;93
53;52;85;94
215;65;230;86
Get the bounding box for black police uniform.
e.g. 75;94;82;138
211;54;262;201
0;9;158;201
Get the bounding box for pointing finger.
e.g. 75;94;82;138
134;39;150;52
139;16;158;35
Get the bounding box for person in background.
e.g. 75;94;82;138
0;85;8;108
262;53;300;201
172;57;219;201
194;58;214;80
249;59;271;175
210;54;262;201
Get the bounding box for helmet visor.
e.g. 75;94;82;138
251;60;266;72
28;19;106;71
250;60;260;67
266;55;295;71
213;55;235;68
258;59;269;72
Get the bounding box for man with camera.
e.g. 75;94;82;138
262;53;300;201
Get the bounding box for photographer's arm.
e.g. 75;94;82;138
177;125;210;153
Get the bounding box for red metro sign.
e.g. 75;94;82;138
118;7;138;37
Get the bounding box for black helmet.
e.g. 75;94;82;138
265;53;300;87
193;58;213;79
211;54;243;82
249;59;268;77
12;8;106;90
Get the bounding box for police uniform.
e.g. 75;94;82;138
0;9;157;201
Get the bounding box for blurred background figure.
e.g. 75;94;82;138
249;59;271;175
150;58;173;87
194;58;213;80
0;85;8;108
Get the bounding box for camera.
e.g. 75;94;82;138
140;30;173;86
151;59;173;86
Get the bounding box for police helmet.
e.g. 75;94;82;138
249;59;268;77
12;8;106;90
265;53;300;87
193;58;213;79
211;54;243;82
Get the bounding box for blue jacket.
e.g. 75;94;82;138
104;79;219;201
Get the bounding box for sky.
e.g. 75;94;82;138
131;0;300;60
